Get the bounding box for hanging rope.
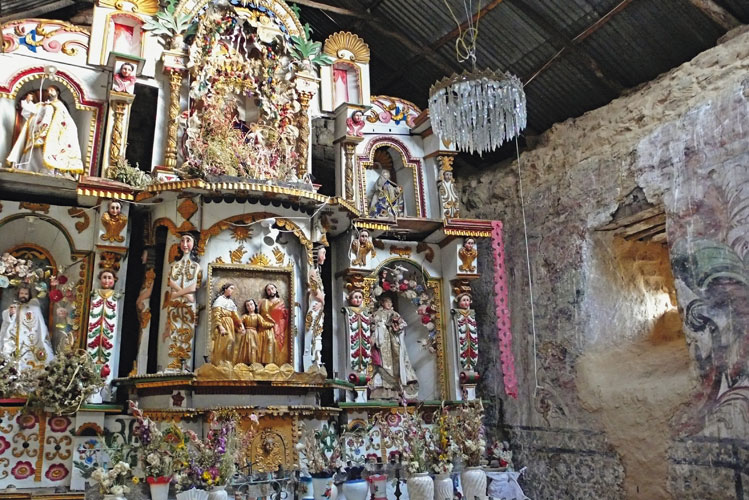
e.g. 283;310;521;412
443;0;484;68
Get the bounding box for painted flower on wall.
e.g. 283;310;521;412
48;416;71;433
45;463;69;481
11;461;35;479
0;436;10;455
16;413;38;430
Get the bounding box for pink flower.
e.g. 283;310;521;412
0;436;10;455
16;414;38;429
45;464;69;481
11;461;34;480
57;275;68;285
48;416;71;433
49;289;63;302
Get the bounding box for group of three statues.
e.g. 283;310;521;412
209;282;289;367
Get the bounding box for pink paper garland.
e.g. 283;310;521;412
491;220;518;398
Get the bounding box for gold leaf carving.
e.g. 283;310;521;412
67;207;90;233
19;202;50;214
272;247;285;265
323;31;370;63
389;245;411;258
176;197;198;221
248;253;270;266
230;245;247;264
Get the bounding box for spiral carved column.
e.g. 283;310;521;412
164;69;184;168
109;101;127;165
296;91;313;180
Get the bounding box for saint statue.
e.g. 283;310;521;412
350;230;376;267
369;296;418;400
112;63;136;94
6;85;84;176
100;200;128;243
343;289;371;374
163;233;202;371
438;167;460;218
258;283;288;365
237;299;274;365
0;284;54;370
458;238;478;273
87;270;121;402
209;283;244;365
455;292;478;373
368;170;404;218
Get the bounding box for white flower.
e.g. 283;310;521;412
111;485;124;496
147;453;160;465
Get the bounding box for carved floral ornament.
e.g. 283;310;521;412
323;31;370;63
98;0;160;15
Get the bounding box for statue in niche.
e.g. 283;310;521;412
438;160;460;218
0;283;54;371
112;62;137;94
346;110;365;137
455;292;478;373
5;85;84;176
163;233;203;371
458;238;478;273
209;283;244;366
100;199;128;243
87;269;121;401
369;296;418;400
258;283;288;365
351;229;376;267
368;170;404;218
306;246;326;366
237;299;273;365
343;289;371;374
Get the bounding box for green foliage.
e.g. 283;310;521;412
107;157;153;189
142;0;197;45
290;23;334;68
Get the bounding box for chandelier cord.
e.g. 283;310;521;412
515;137;542;397
444;0;483;69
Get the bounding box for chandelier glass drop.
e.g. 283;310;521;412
428;0;527;155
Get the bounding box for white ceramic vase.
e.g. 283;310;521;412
312;474;334;500
300;476;314;500
147;477;171;500
207;485;228;500
103;495;126;500
342;479;369;500
367;474;388;500
433;473;453;500
407;472;434;500
460;467;487;500
176;488;209;500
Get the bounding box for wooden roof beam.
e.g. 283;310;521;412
687;0;740;31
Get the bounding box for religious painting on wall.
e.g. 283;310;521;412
206;263;294;368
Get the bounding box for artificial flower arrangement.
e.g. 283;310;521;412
0;352;25;399
487;441;514;470
430;405;458;475
129;401;188;481
371;265;440;352
25;349;104;414
339;422;372;480
174;411;244;490
447;402;487;468
375;407;433;476
90;460;133;497
296;422;343;477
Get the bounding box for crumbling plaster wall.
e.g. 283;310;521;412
461;27;749;500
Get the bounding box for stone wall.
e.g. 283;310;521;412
462;27;749;499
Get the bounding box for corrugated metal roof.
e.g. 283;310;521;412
301;0;744;140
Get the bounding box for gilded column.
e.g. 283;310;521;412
164;69;184;168
296;91;313;180
344;143;356;201
109;101;127;165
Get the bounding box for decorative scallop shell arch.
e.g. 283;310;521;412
174;0;304;37
323;31;370;63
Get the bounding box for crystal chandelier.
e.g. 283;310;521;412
429;69;526;155
428;1;527;155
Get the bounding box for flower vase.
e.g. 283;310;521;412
342;479;369;500
176;488;209;500
460;467;487;500
312;474;334;500
407;472;434;500
433;473;453;500
147;476;171;500
103;495;126;500
207;485;228;500
367;474;388;500
300;476;314;500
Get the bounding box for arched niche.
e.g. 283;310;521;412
362;258;447;401
0;214;94;352
332;60;362;108
359;138;425;218
105;12;145;58
2;68;104;176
